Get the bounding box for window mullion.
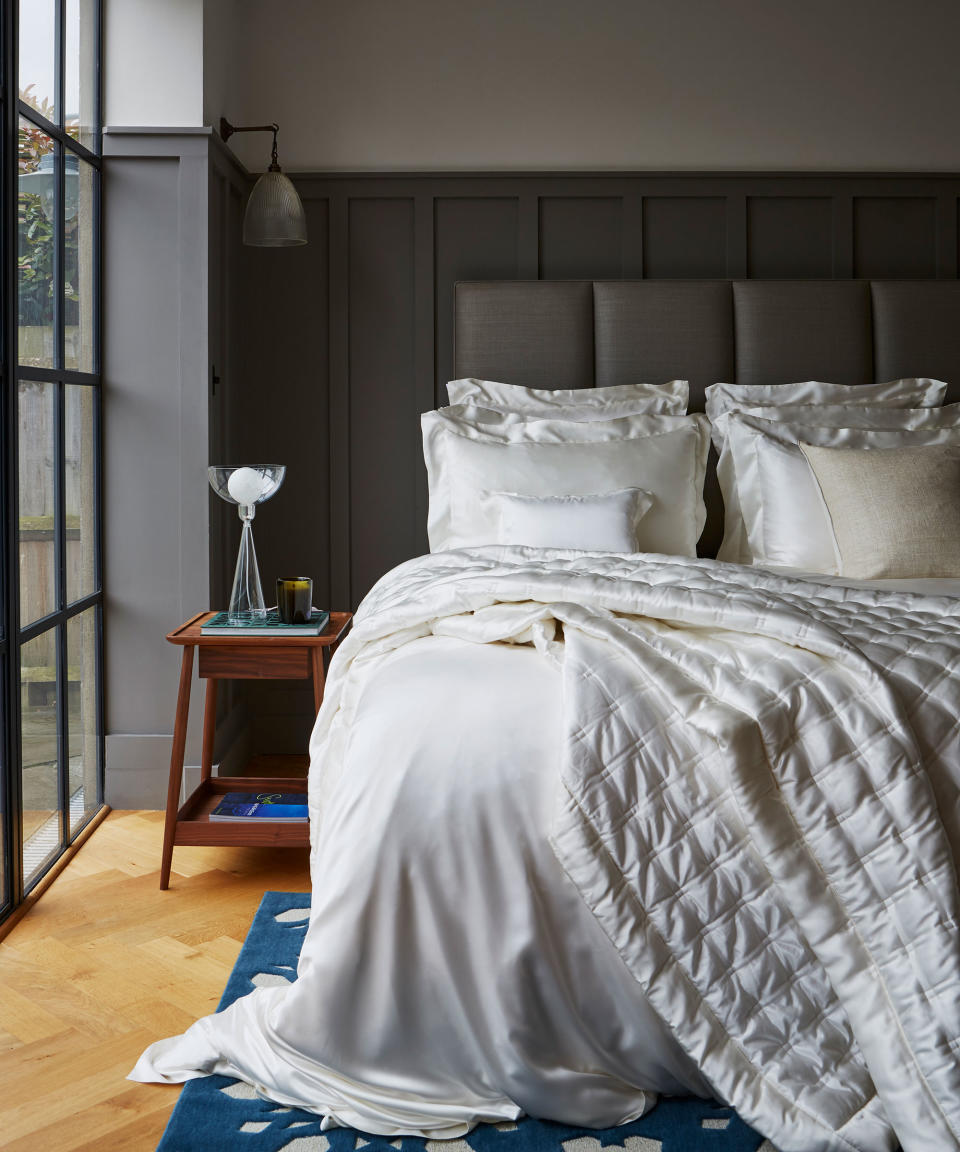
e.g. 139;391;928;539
5;0;24;910
94;601;103;808
15;104;99;167
55;151;64;374
55;0;69;849
55;380;67;848
93;383;101;591
55;0;64;133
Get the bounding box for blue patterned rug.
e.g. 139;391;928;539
157;892;775;1152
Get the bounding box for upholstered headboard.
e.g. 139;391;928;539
453;280;960;555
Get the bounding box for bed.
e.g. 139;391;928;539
131;280;960;1152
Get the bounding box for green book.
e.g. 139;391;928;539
201;609;330;637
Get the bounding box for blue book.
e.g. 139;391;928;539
210;792;309;822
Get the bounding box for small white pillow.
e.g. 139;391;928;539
799;443;960;579
422;407;710;557
482;488;653;552
720;413;960;573
447;378;689;418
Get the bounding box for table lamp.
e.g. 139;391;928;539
208;465;286;619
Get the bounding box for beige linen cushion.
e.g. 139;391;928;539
798;443;960;579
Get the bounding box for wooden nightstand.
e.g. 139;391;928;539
159;610;352;889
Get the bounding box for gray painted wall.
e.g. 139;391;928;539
101;126;320;807
102;129;215;807
219;0;960;173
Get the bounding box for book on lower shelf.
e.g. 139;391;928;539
210;792;309;822
201;609;330;637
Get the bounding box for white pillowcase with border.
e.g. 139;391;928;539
705;377;947;448
719;411;960;573
422;406;710;557
709;386;953;565
447;378;690;418
481;487;653;552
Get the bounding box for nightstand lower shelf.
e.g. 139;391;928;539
174;773;310;848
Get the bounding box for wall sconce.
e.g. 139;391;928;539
220;118;307;247
18;151;80;223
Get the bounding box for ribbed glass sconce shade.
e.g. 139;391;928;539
243;171;308;247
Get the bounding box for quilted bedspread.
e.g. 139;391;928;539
314;547;960;1152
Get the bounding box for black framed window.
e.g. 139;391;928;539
1;0;102;923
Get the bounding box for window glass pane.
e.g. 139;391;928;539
65;0;98;149
18;0;57;124
19;380;56;627
67;609;97;833
21;628;61;884
66;385;96;603
18;121;56;368
65;157;95;371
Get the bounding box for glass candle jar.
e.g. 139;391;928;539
276;577;312;624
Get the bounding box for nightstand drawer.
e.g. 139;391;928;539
198;645;310;679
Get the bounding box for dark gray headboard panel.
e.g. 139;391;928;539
453;279;960;556
593;281;734;404
732;281;873;390
871;281;960;397
450;281;594;391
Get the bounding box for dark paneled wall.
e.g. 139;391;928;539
219;173;960;624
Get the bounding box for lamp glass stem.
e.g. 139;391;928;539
228;505;266;619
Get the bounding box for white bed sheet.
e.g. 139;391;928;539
131;631;710;1135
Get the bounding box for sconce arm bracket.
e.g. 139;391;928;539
220;118;282;170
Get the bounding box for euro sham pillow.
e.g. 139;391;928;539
705;377;947;446
706;382;952;565
481;488;653;552
447;378;689;418
422;407;710;556
718;412;960;574
799;443;960;579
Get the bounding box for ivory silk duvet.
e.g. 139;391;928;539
131;547;960;1152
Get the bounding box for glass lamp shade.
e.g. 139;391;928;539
208;466;286;618
208;465;286;507
243;171;307;247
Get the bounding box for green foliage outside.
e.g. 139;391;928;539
18;85;80;328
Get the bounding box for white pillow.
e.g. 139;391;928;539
705;377;947;446
422;407;710;557
720;412;960;573
481;488;653;552
711;392;956;565
447;378;689;418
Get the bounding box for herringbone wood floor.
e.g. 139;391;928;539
0;809;311;1150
